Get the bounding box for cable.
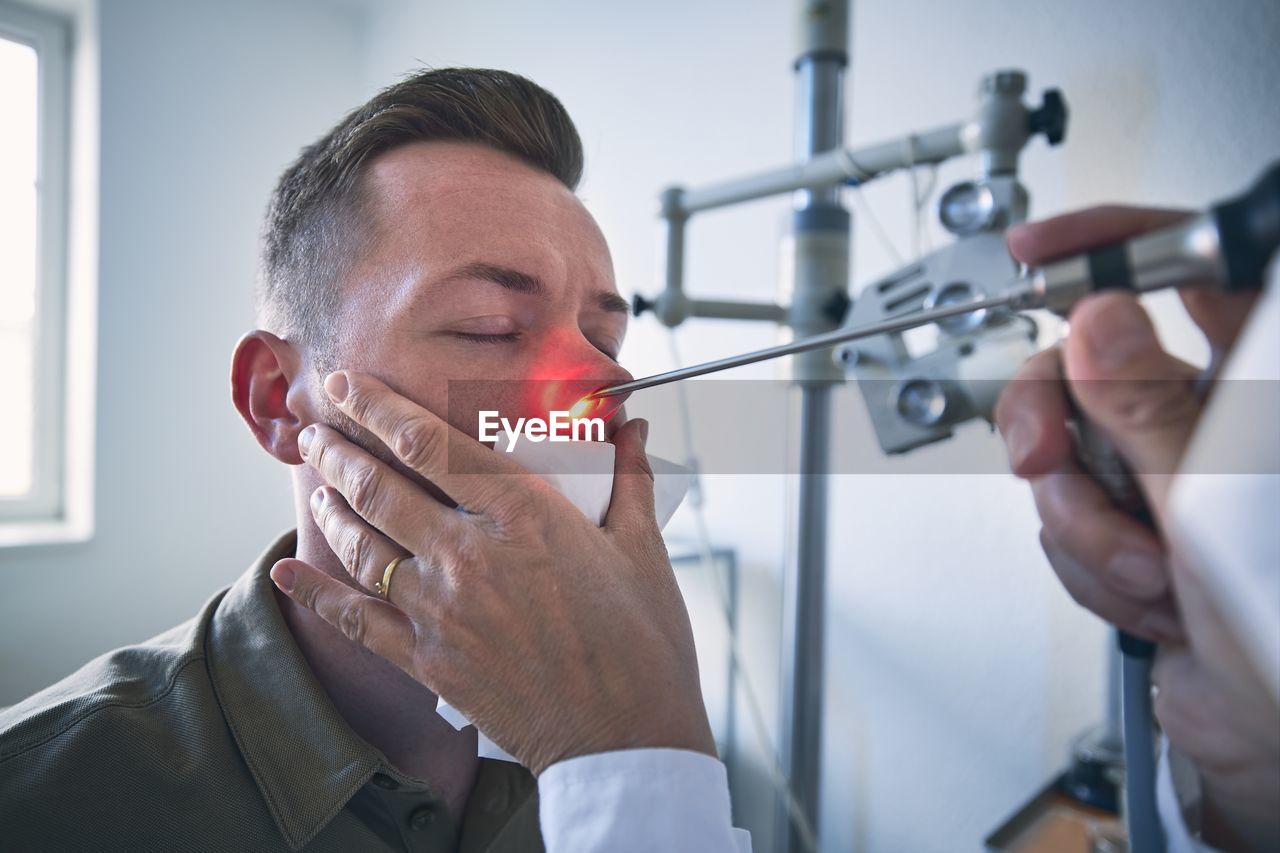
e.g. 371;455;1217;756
903;134;922;260
908;161;937;261
666;333;820;853
845;182;905;268
847;185;905;267
840;136;936;269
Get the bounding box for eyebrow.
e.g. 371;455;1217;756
447;262;545;296
596;291;631;315
443;262;631;315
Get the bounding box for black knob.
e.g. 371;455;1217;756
1029;89;1068;146
1213;160;1280;290
632;293;656;316
823;290;851;324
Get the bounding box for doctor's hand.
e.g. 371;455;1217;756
271;370;716;776
996;206;1276;851
996;206;1256;642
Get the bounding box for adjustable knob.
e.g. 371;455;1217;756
1213;159;1280;289
632;293;657;317
1029;89;1068;146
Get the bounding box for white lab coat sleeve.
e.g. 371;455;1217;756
1168;279;1280;706
1158;277;1280;853
537;748;752;853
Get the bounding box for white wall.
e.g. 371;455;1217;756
0;0;364;699
363;2;1278;852
3;2;1277;852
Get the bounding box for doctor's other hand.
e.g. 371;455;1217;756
271;371;716;776
997;206;1277;851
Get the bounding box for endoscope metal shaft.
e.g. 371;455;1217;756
589;160;1279;401
589;294;1017;398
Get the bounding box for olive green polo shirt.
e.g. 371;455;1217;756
0;530;543;852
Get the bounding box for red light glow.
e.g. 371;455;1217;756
568;396;598;419
516;329;626;426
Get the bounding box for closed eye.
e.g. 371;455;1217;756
450;332;521;344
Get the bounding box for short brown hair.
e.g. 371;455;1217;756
256;68;584;353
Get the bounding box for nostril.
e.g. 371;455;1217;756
568;396;598;419
570;382;628;423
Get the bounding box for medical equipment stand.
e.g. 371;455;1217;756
633;3;1066;847
625;155;1279;852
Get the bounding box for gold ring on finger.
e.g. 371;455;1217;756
375;554;409;600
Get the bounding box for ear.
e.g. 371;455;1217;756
230;330;310;465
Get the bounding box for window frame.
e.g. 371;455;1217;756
0;1;73;531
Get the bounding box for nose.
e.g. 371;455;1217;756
523;333;633;422
563;353;632;421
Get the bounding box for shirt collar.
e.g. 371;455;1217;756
206;529;386;850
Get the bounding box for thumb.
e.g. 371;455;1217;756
1064;292;1201;515
604;418;658;533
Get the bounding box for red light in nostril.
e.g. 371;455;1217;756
568;395;598;419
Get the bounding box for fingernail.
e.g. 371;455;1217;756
1002;415;1037;474
298;424;316;456
637;419;650;443
1109;549;1166;598
325;371;349;404
271;562;296;592
1138;610;1183;645
1080;298;1156;371
310;487;325;513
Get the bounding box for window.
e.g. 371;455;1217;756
0;2;75;539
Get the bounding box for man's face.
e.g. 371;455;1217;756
316;141;633;457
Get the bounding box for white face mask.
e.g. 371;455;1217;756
1169;279;1280;706
436;439;693;761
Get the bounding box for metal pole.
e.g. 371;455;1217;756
778;389;834;852
1105;641;1122;748
777;2;850;850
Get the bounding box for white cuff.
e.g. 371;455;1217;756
538;748;751;853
